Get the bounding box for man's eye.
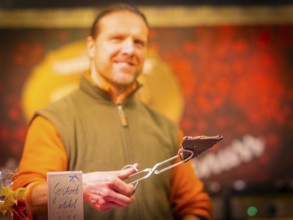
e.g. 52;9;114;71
134;40;145;47
111;36;123;42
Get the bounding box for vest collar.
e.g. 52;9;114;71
79;74;141;105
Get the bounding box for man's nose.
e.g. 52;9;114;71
121;38;135;54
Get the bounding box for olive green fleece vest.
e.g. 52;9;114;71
37;76;179;220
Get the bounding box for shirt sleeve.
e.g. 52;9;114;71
13;115;68;188
170;133;213;220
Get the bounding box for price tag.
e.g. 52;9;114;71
47;171;84;220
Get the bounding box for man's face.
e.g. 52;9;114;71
87;11;149;91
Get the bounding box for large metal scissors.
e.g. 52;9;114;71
124;135;223;190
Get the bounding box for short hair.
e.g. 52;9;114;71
89;4;149;38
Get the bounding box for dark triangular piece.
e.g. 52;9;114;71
181;135;223;160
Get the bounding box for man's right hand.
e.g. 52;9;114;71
82;165;138;211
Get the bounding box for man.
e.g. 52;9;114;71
13;4;212;220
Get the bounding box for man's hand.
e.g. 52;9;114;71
83;165;138;211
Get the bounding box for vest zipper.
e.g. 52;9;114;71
117;104;128;127
117;103;142;219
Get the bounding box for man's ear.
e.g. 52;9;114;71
86;36;96;58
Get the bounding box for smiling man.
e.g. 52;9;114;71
87;10;148;97
13;4;212;220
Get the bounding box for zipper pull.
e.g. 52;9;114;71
117;104;128;127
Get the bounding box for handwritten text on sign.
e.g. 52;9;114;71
47;171;84;220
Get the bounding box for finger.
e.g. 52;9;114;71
118;163;139;179
94;200;127;212
86;189;134;211
97;202;117;212
103;189;135;207
89;197;118;212
121;163;139;171
109;177;135;196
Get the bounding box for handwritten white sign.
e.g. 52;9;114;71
47;171;84;220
